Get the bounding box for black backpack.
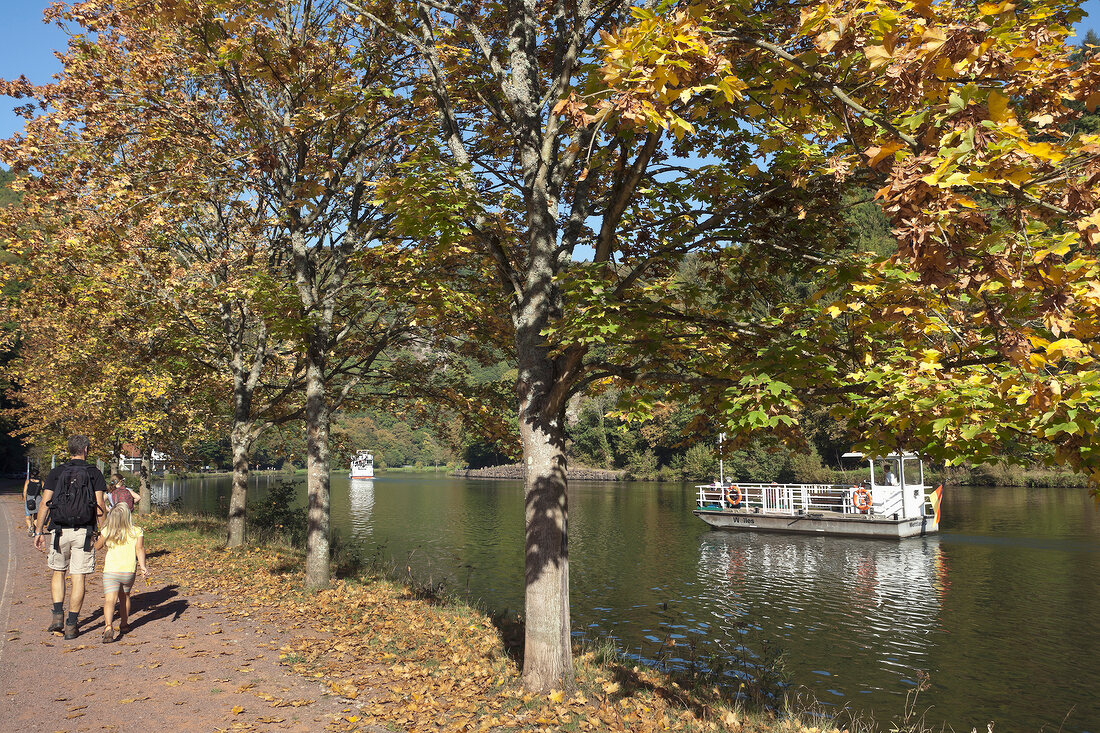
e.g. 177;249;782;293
48;463;97;530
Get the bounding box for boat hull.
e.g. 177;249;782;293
693;509;938;539
350;468;374;479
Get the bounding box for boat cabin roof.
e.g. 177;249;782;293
841;452;921;461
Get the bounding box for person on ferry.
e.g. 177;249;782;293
884;464;899;485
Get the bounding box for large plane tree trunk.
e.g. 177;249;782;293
519;377;572;692
226;418;252;547
109;439;121;476
138;446;151;514
515;217;574;692
225;373;255;548
303;344;332;591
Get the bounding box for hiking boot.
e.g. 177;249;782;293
63;622;78;640
47;611;64;634
102;627;115;644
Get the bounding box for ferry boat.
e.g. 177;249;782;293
694;452;942;539
349;450;374;479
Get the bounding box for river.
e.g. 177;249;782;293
152;473;1100;731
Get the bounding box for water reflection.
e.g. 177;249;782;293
348;479;375;538
697;533;945;696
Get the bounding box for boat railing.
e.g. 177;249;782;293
702;481;934;516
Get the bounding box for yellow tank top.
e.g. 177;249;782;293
104;527;143;573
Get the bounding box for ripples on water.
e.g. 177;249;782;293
156;475;1100;731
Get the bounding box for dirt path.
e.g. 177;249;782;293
0;494;358;732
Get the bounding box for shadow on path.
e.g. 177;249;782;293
81;583;189;632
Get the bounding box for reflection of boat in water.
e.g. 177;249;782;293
697;531;948;685
348;478;375;538
695;453;943;539
151;479;183;507
350;450;374;479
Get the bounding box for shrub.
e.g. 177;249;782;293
680;443;717;482
624;449;659;480
786;448;833;484
247;480;307;546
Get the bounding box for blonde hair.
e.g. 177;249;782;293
101;503;139;547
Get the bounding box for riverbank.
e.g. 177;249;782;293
454;463;625;481
133;512;859;733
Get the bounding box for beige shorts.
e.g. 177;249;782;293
47;528;96;574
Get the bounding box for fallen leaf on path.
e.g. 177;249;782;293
231;705;244;714
165;680;182;687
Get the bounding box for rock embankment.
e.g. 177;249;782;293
453;463;624;481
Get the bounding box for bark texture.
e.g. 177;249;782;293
138;447;151;515
519;364;573;692
303;350;332;590
225;418;252;548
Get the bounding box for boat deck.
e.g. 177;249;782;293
695;479;940;539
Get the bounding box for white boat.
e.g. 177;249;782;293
349;450;374;479
694;452;942;539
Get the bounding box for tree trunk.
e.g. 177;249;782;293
225;377;255;548
138;447;151;514
303;349;331;591
109;439;121;476
226;420;252;547
517;336;573;692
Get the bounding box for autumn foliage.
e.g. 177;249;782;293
582;0;1100;489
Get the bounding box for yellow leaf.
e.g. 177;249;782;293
1018;140;1066;163
865;141;905;166
864;45;892;69
1047;338;1086;358
548;689;565;703
987;91;1011;123
978;1;1013;15
232;705;244;715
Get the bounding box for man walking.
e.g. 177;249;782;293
33;435;107;639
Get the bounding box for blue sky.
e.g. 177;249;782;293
1;1;1100;146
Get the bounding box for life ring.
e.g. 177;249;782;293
852;487;872;512
725;485;743;508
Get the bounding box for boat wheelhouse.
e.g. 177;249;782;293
350;450;374;479
693;452;942;539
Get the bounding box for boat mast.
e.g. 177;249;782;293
719;432;725;485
